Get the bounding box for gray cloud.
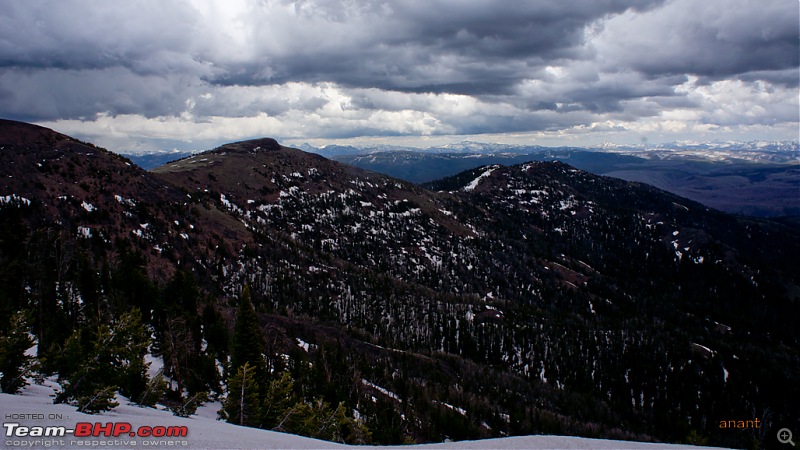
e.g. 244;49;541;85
213;0;666;95
0;67;200;121
0;0;796;147
595;0;799;82
0;2;205;72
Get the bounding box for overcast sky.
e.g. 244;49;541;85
1;0;797;153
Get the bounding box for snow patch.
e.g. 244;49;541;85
434;400;467;416
361;379;401;403
0;194;31;206
692;342;716;357
463;166;498;191
77;226;92;239
220;194;244;214
296;338;312;352
144;353;165;381
114;195;136;207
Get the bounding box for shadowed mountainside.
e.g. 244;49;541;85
2;119;798;448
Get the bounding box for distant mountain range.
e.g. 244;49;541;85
125;140;799;218
4;119;798;448
123;139;799;170
332;148;799;218
300;139;799;157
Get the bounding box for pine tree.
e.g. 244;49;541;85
261;371;295;429
172;390;209;417
332;401;372;444
76;385;119;414
113;309;152;401
159;315;193;396
138;369;168;407
0;311;35;393
56;324;120;413
281;398;371;444
230;286;265;379
56;308;154;413
220;362;261;427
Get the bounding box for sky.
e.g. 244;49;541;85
0;0;798;153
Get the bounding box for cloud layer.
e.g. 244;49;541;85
0;0;797;151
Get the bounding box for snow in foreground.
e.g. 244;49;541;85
1;381;728;450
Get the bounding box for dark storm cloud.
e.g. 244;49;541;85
0;2;203;72
596;0;799;82
0;0;796;144
0;67;200;121
211;0;666;95
738;69;799;88
0;1;216;121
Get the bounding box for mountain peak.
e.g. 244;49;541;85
0;118;76;149
210;137;282;154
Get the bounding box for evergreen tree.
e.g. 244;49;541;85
282;398;371;444
202;303;229;363
230;286;265;379
159;315;194;396
56;326;120;413
261;371;295;429
0;311;35;393
138;369;169;407
258;369;372;444
75;251;101;327
220;362;261;427
75;385;119;414
172;390;209;417
56;308;153;413
109;308;152;401
110;242;157;319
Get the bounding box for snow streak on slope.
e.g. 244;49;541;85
463;166;498;191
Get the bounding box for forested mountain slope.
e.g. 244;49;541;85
1;119;798;448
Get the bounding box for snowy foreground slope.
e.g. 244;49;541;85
1;382;729;450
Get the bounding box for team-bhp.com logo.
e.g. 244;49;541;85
4;421;188;438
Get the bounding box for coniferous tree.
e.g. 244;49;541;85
110;308;153;401
220;362;261;426
283;398;371;444
75;385;119;414
57;326;120;413
138;369;169;407
172;390;209;417
230;286;265;379
56;308;153;413
159;315;194;396
261;371;295;429
0;311;34;393
202;303;229;362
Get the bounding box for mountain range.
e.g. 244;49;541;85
124;140;800;218
1;119;799;448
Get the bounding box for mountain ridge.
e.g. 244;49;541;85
121;137;799;218
1;119;798;448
